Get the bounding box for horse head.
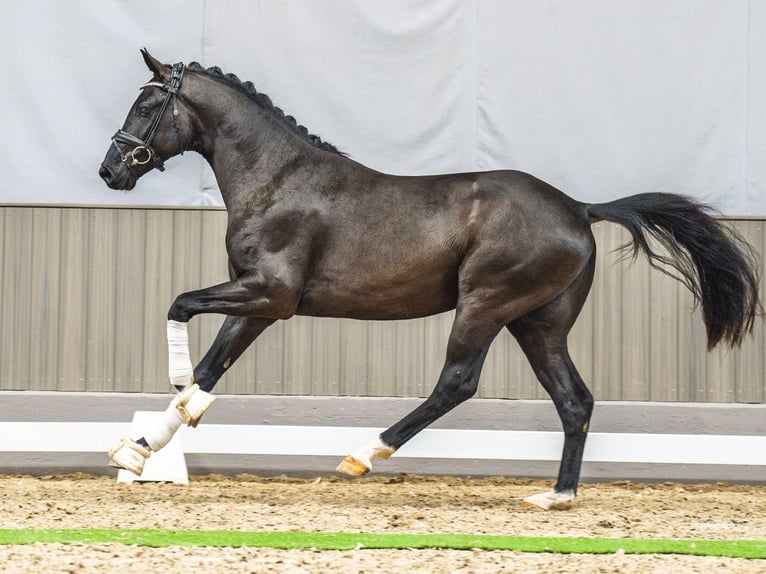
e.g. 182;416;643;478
99;50;189;190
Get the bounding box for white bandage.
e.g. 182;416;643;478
128;385;216;453
167;319;194;388
141;398;185;452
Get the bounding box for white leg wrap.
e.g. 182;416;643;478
336;436;395;476
142;399;185;452
107;387;215;476
175;383;216;428
167;319;194;388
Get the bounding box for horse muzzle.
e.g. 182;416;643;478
99;162;136;191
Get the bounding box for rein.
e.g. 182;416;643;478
111;62;185;173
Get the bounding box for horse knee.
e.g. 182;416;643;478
168;292;193;322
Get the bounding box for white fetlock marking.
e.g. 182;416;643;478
167;319;194;388
108;437;151;476
360;436;396;462
141;398;185;451
175;383;216;428
523;489;576;511
350;436;396;471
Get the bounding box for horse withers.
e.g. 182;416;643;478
99;50;762;510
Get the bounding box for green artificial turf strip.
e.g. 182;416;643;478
1;529;765;559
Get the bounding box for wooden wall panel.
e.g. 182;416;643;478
0;206;763;404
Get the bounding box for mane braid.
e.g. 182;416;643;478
187;62;343;156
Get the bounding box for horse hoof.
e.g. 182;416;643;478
336;455;371;476
108;437;151;476
522;489;575;511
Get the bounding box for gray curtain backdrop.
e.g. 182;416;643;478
2;0;765;215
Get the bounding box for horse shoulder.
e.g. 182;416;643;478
225;205;326;275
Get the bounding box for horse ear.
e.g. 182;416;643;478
141;48;170;80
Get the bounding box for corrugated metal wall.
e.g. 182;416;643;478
1;206;763;402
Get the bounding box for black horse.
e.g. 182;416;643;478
100;50;761;509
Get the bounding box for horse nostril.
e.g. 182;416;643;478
99;165;113;182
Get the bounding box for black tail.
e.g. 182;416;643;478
587;193;762;349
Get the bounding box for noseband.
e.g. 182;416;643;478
111;62;185;173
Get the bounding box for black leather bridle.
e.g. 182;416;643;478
111;62;185;173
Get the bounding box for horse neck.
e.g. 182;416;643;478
186;83;321;209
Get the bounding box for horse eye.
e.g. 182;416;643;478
137;105;151;117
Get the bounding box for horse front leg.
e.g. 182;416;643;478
109;274;297;474
108;312;276;475
159;272;298;420
194;316;276;392
336;308;500;476
159;314;277;428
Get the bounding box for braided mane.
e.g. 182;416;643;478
187;62;343;155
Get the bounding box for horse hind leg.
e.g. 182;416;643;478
512;334;592;510
507;256;595;510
